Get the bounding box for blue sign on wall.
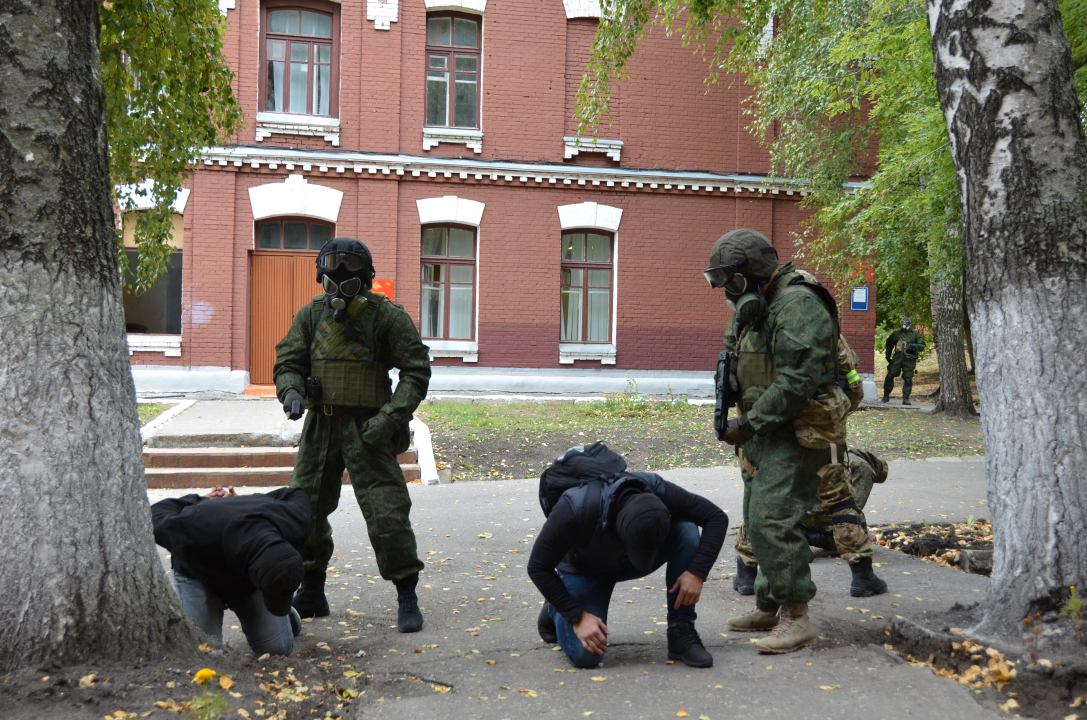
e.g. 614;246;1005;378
850;287;869;311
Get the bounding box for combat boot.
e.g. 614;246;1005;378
902;398;912;406
756;603;817;654
537;602;557;643
292;570;330;618
881;392;890;403
727;608;779;632
849;558;888;597
733;557;757;596
394;574;424;633
667;621;713;668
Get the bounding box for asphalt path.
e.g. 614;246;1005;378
148;457;1001;719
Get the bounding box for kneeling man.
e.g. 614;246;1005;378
528;443;728;668
152;486;311;656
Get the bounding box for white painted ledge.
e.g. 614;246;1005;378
248;174;343;223
130;366;250;394
424;0;486;13
423;127;483;154
564;136;622;162
256;112;341;147
557;201;623;232
410;416;440;485
127;334;182;357
366;0;398;28
423;339;479;362
559;342;617;365
563;0;600;18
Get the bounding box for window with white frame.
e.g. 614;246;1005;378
261;3;339;117
425;13;481;129
560;230;613;343
420;225;476;340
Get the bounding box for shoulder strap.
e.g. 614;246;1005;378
578;480;604;546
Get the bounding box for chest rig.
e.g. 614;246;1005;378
307;293;393;409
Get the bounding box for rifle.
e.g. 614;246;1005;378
714;351;737;441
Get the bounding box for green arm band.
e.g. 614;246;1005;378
845;369;861;384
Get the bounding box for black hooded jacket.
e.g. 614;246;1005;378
151;488;312;602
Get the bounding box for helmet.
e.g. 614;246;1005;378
316;237;375;290
704;229;778;292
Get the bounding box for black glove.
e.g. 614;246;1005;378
722;414;756;447
283;389;304;420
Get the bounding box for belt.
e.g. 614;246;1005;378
320;405;371;416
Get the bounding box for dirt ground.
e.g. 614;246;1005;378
874;519;994;572
418;399;985;482
873;347;980;403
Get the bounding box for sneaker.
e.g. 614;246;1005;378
397;593;424;633
292;570;330;618
733;557;757;596
726;608;779;632
667;622;713;668
538;602;557;644
849;558;888;597
756;604;817;654
288;607;302;637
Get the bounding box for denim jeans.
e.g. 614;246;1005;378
550;520;701;669
174;573;294;656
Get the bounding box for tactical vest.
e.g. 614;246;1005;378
735;270;839;413
306;293;393;409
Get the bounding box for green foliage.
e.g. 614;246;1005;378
1060;584;1084;653
100;0;243;290
583;0;1087;333
184;687;229;720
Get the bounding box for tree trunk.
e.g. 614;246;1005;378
929;257;976;418
928;0;1087;637
961;283;976;374
0;0;201;670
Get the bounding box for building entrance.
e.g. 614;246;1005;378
249;252;321;384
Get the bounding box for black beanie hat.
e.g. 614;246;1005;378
253;543;304;616
615;493;671;572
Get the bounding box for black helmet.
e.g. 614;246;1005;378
316;237;375;288
705;229;778;284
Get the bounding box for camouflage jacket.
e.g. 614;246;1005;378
273;291;431;430
885;328;926;359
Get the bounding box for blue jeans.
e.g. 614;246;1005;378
550;520;701;669
174;574;295;656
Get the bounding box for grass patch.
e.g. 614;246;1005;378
418;397;985;482
138;403;173;426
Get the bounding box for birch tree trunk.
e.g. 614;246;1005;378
0;0;201;669
928;0;1087;636
929;252;976;418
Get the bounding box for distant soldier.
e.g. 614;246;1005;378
734;448;889;597
883;317;926;405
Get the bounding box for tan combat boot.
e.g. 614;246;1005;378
726;608;779;632
755;603;817;653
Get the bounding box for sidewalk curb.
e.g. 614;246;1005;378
140;400;195;441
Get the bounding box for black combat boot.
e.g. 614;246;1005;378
537;602;557;643
292;570;330;618
849;558;888;597
394;574;424;633
733;556;757;596
902;380;913;405
667;621;713;668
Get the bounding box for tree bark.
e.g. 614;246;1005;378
928;0;1087;636
929;252;976;418
0;0;201;669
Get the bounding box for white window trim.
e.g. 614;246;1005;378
255;112;341;147
559;343;616;365
423;127;483;154
248;174;344;226
423;339;479;363
562;0;600;18
564;136;622;162
128;334;182;358
557;201;623;233
367;0;398;29
558;202;622;363
424;0;486;13
416;195;485;226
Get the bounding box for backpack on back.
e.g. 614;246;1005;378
538;442;626;518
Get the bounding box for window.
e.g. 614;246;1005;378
420;225;475;340
256;219;333;250
425;13;480;129
261;4;338;116
123;251;183;335
560;231;612;343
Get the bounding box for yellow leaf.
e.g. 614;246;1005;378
198;643;212;652
820;685;840;691
524;689;539;698
343;671;358;678
237;711;251;718
583;713;594;717
79;674;97;689
591;676;606;682
220;676;235;690
230;692;242;698
676;709;690;718
485;660;496;665
432;684;452;693
699;716;712;720
166;681;176;689
714;685;723;689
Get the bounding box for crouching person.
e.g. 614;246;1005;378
151;486;312;656
527;443;728;669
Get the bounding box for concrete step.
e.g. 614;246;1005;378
144;464;422;489
143;446;419;469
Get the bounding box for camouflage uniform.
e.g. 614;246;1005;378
884;327;926;402
274;290;430;582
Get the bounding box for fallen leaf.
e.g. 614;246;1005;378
820;685;840;691
477;533;493;539
1072;698;1085;709
343;671;358;678
699;716;711;720
676;709;690;718
237;711;250;718
432;684;452;693
591;676;606;682
485;660;496;665
79;674;97;689
198;643;212;652
583;713;594;717
342;688;358;699
220;676;235;690
999;698;1019;712
166;681;176;689
230;692;242;698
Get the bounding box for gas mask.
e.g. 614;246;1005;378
901;317;911;331
734;293;764;324
321;272;364;323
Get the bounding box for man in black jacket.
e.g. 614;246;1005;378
151;486;312;656
528;445;728;669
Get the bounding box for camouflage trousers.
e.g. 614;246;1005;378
884;355;918;400
735;449;875;567
290;410;424;581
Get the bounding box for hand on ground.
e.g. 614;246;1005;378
574;612;609;655
204;485;237;499
670;571;704;609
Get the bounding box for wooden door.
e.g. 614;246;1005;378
250;253;321;384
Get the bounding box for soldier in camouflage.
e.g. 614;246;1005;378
705;228;848;654
274;237;431;633
883;316;926;405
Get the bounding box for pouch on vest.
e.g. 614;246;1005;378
736;329;776;413
792;384;851;449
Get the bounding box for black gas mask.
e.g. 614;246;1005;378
901;316;912;331
316;238;376;323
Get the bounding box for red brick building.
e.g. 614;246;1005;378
124;0;875;394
